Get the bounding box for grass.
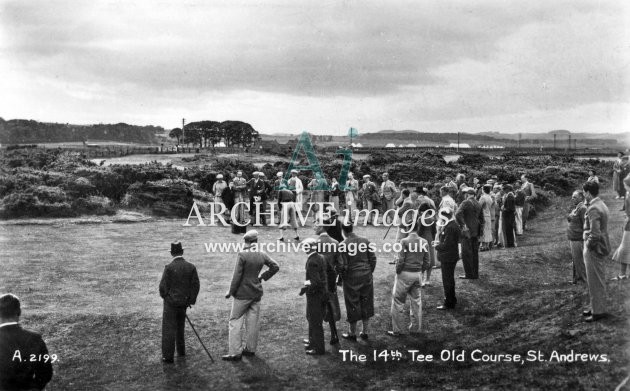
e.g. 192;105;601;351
0;188;628;390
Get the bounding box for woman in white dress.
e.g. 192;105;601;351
478;184;494;251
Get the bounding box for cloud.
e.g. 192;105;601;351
0;0;628;133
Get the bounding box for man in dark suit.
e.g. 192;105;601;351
248;172;268;225
300;238;328;355
223;230;280;361
0;293;53;390
455;187;483;279
339;224;377;340
159;242;200;363
435;208;462;309
315;222;342;345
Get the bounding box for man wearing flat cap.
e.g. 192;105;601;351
159;241;200;363
361;175;378;225
223;230;280;361
288;170;304;210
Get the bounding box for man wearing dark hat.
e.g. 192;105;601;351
300;238;328;355
0;293;53;390
223;230;280;360
159;242;200;363
314;221;342;345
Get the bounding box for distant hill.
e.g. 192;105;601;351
0;118;163;144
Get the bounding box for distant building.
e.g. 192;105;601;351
351;142;363;148
407;143;417;147
385;143;396;148
448;143;471;148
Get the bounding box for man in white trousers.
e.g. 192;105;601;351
223;230;280;360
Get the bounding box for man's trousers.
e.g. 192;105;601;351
162;302;187;360
228;298;261;355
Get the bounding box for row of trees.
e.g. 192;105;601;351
0;118;162;144
169;120;260;148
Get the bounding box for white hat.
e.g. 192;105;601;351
301;237;318;250
216;174;223;179
363;174;370;179
253;171;260;176
277;171;283;177
259;172;266;177
243;230;258;241
291;169;299;174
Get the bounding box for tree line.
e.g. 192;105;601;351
169;120;260;148
0;118;162;144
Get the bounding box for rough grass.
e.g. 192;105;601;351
0;189;628;390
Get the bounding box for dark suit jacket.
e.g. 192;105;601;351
340;233;377;278
318;233;342;292
248;179;267;200
325;218;344;243
0;324;53;390
229;248;280;300
305;253;328;297
436;219;461;263
159;257;200;308
455;197;483;238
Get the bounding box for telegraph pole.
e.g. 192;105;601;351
553;134;557;149
182;118;186;150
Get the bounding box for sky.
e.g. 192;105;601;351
0;0;628;135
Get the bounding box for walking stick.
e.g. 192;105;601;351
185;314;215;363
383;224;393;240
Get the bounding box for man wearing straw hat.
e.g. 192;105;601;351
223;230;280;360
159;241;200;363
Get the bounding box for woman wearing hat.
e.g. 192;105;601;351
613;152;624;199
478;185;494;251
611;174;630;280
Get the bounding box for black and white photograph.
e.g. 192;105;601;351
0;1;629;390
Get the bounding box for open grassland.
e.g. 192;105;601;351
0;189;628;390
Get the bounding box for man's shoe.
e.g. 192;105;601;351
162;357;174;364
302;339;310;345
221;354;242;361
437;305;454;310
330;337;339;345
359;332;368;340
305;349;325;356
241;350;255;357
582;310;592;317
341;333;357;341
386;330;401;337
585;314;607;322
458;275;471;279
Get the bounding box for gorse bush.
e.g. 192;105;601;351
0;148;614;219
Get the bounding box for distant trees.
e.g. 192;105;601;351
176;120;260;148
0;119;162;144
169;128;182;144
